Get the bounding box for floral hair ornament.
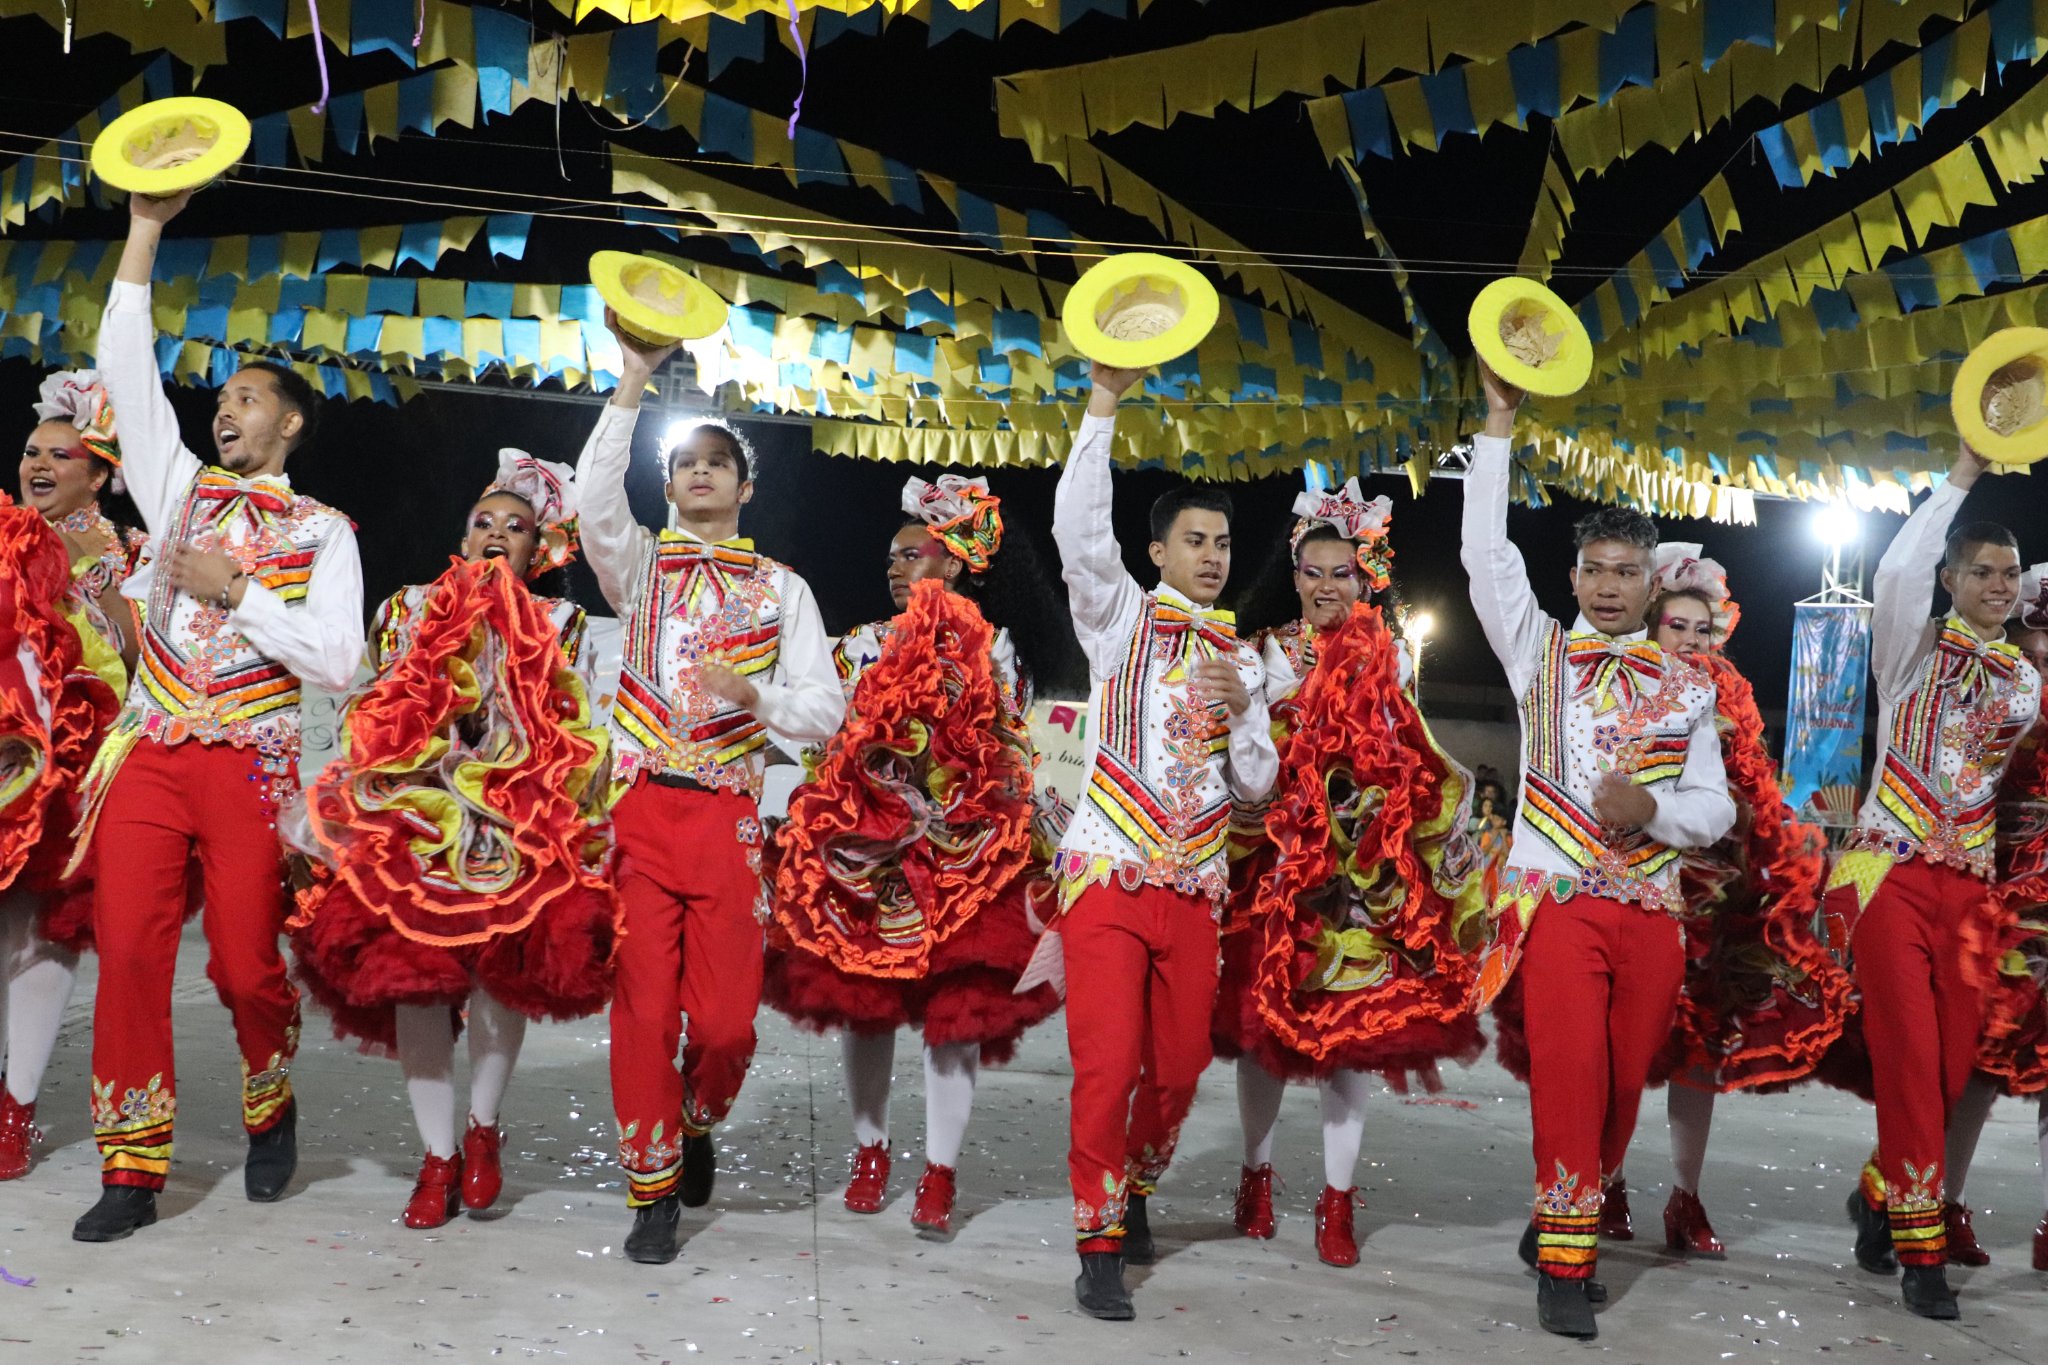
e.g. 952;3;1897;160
1289;479;1394;591
901;474;1004;572
1651;541;1740;641
482;449;580;579
34;370;124;492
2014;563;2048;632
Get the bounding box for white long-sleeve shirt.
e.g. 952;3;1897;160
1460;433;1734;914
1848;479;2038;877
95;280;364;716
574;402;842;793
1048;411;1277;908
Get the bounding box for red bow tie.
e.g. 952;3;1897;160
1565;634;1663;713
1935;624;2020;700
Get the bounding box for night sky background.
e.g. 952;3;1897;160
5;3;2043;713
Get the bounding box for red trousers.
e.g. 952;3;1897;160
1521;892;1685;1278
1063;883;1220;1249
1845;859;1989;1265
608;782;766;1206
90;738;299;1190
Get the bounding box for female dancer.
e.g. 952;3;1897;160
1220;482;1486;1266
291;452;620;1228
1935;570;2048;1269
0;372;138;1179
765;474;1069;1236
1597;548;1852;1252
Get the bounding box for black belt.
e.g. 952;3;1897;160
647;771;717;794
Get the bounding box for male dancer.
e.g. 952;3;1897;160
1831;445;2037;1318
1051;363;1277;1319
576;314;843;1266
74;188;365;1240
1460;362;1733;1339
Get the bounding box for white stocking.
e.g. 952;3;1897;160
1668;1084;1716;1195
921;1041;979;1169
1236;1055;1286;1170
395;1004;459;1159
466;992;526;1130
1319;1069;1372;1190
1944;1072;2000;1203
842;1027;895;1149
1;897;77;1105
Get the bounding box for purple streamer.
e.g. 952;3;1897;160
414;0;425;48
0;1267;33;1288
784;0;808;137
307;0;333;114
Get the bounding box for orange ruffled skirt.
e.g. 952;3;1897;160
1211;604;1487;1086
0;501;122;951
291;559;621;1053
763;581;1057;1065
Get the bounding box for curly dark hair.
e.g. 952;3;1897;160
1234;522;1401;639
900;516;1087;700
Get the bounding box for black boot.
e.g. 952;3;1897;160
624;1193;683;1265
680;1133;715;1208
1122;1192;1155;1265
1900;1264;1959;1319
245;1099;298;1202
1846;1189;1898;1274
1521;1221;1604;1301
1537;1275;1598;1340
73;1186;158;1242
1074;1251;1134;1321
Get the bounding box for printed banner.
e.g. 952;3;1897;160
1781;602;1872;826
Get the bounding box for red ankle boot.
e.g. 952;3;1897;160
1943;1202;1990;1266
403;1152;464;1229
462;1120;504;1211
2032;1214;2048;1272
1315;1186;1361;1267
1234;1164;1276;1239
911;1162;957;1235
844;1141;890;1214
1600;1178;1633;1240
0;1090;39;1181
1663;1187;1726;1257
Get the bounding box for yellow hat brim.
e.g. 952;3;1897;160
1062;252;1220;369
589;251;730;345
90;97;251;196
1468;277;1593;398
1953;326;2048;465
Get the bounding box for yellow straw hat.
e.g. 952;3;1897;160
588;251;730;346
1952;327;2048;465
1062;252;1219;369
1468;277;1593;397
90;97;251;196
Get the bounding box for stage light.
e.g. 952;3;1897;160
1410;610;1436;641
1812;501;1858;548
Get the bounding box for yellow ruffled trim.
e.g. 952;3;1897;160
347;625;612;892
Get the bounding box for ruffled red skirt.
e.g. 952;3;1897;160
293;873;622;1052
0;502;122;946
289;559;620;1052
766;582;1053;1063
764;876;1060;1066
1218;605;1488;1088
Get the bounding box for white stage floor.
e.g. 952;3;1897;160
3;924;2045;1363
